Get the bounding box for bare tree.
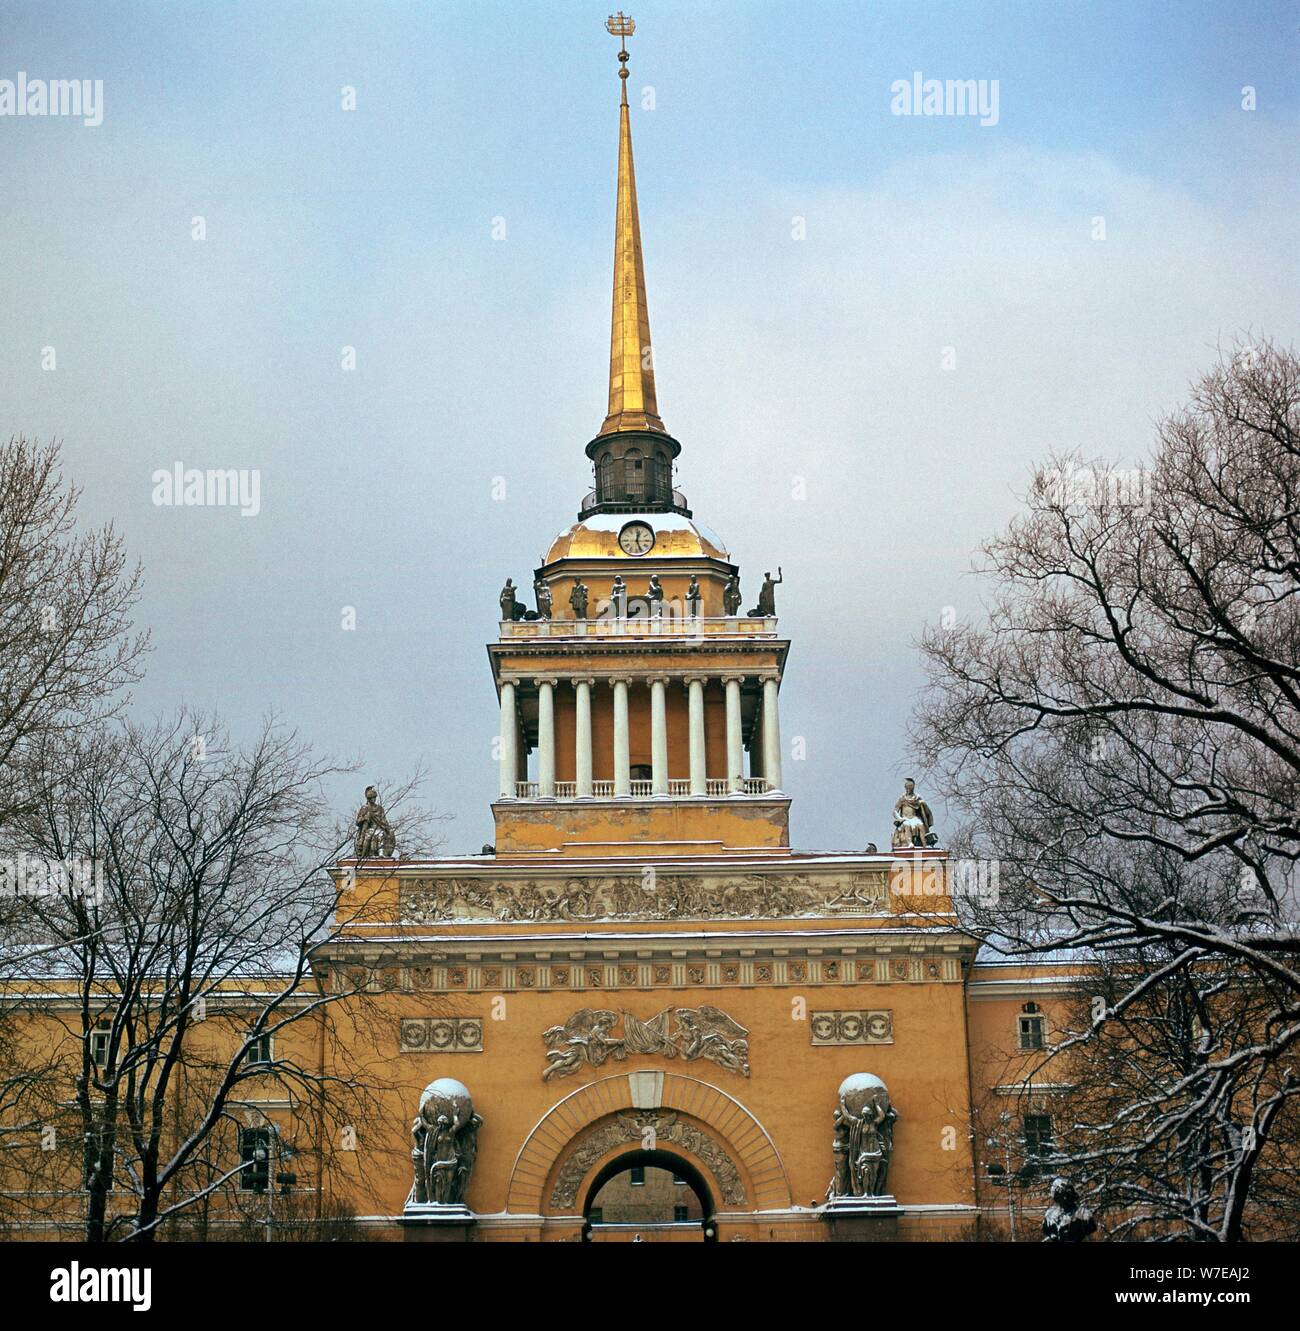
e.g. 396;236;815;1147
914;337;1300;1240
0;435;148;1231
1052;947;1300;1240
3;710;438;1241
0;436;147;832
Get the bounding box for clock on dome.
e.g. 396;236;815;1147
618;521;655;556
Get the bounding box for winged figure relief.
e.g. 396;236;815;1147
673;1005;751;1077
541;1008;625;1081
539;1005;751;1080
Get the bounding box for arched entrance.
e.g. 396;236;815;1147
581;1149;717;1243
506;1071;792;1239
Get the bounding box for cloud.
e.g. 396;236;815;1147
4;114;1297;850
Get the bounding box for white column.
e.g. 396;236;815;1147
612;676;631;797
536;677;556;797
574;677;593;797
762;675;783;791
687;677;707;795
650;675;669;795
499;680;517;798
724;674;744;793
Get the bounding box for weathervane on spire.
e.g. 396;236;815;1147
606;11;635;101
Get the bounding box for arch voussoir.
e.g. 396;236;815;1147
506;1070;791;1215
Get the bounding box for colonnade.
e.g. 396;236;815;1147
497;673;782;799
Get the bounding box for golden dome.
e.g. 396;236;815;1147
543;513;729;565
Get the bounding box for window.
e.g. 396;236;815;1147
245;1033;273;1067
673;1205;690;1222
629;1165;646;1186
89;1021;111;1069
674;1173;687;1186
239;1126;274;1192
647;453;668;502
624;450;645;501
598;453;613;497
588;1207;603;1224
1018;1003;1045;1051
1023;1114;1054;1158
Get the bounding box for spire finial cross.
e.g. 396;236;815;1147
606;12;635;98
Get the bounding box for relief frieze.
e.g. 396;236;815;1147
399;870;889;925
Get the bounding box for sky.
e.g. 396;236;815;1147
3;1;1298;854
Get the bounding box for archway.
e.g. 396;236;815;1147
506;1071;792;1221
582;1149;717;1242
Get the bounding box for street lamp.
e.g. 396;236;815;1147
251;1127;296;1243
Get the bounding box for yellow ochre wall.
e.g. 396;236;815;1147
321;972;978;1240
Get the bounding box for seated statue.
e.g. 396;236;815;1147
891;777;937;849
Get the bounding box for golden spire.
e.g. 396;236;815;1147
599;12;666;436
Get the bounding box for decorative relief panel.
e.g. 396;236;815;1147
810;1010;894;1047
550;1111;746;1208
399;870;889;925
399;1016;483;1054
543;1006;750;1080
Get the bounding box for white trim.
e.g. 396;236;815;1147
967;977;1089;997
990;1083;1075;1095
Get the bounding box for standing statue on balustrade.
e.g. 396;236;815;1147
723;574;742;617
749;568;782;617
534;576;553;620
354;785;396;858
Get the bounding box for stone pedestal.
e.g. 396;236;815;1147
400;1203;476;1243
820;1195;903;1242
